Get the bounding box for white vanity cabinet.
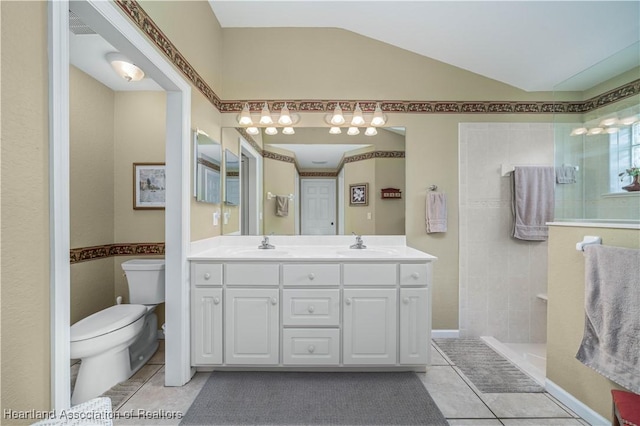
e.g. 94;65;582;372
189;244;434;370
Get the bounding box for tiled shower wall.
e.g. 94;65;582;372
459;123;554;343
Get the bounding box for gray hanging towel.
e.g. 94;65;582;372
512;166;554;241
275;195;289;217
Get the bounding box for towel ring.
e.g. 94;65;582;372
428;185;438;191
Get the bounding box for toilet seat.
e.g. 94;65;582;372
71;304;146;342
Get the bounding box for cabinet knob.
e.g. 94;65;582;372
403;297;410;304
307;305;315;313
411;272;420;279
308;345;315;354
204;272;211;280
213;297;220;305
271;297;278;305
308;273;315;280
345;298;352;306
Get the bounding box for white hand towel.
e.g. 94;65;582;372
426;192;447;233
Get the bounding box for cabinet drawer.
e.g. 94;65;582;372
225;263;279;286
283;289;340;326
343;263;397;286
283;328;340;365
283;263;340;287
400;263;429;286
193;263;223;286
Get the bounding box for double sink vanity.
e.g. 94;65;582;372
189;235;436;370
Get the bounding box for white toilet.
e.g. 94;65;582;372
71;258;165;405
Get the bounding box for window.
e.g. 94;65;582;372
609;122;640;192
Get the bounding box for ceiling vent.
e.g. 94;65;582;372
69;10;96;35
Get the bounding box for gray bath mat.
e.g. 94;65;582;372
180;371;448;425
434;338;544;393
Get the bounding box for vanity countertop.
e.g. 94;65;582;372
189;236;437;262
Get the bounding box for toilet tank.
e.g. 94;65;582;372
121;259;165;304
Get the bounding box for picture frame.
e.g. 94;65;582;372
349;183;369;206
133;163;166;210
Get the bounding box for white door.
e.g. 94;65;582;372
225;288;279;364
399;288;429;365
192;287;223;365
301;179;336;235
343;288;397;365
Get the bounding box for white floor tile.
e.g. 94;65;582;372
480;393;574;418
501;418;586;425
431;344;450;365
447;420;503;426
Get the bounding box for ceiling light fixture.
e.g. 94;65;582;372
347;127;360;136
351;103;365;126
259;102;274;125
106;52;145;82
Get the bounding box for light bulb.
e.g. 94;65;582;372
264;127;278;135
277;102;293;126
282;127;295;135
604;127;619;134
600;117;618;127
246;127;259;135
364;127;377;136
329;127;342;134
570;127;587;136
586;127;604;135
620;115;638;126
347;127;360;136
371;103;386;126
351;103;365;126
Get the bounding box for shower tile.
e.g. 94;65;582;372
508;310;530;343
487;310;508;341
480;393;573;418
418;366;495;418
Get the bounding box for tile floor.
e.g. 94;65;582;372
71;341;591;425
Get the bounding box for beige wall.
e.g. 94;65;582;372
344;159;376;235
1;0;51;416
70;66;116;324
374;158;405;235
547;225;639;420
263;155;296;235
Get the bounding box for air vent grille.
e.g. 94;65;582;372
69;10;96;35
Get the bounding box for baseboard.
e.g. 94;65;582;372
431;329;460;339
545;379;608;426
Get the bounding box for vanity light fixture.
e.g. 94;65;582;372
330;104;346;126
619;115;639;126
364;127;377;136
370;103;387;126
600;117;618;127
259;102;274;125
238;103;253;126
264;127;278;136
570;127;588;136
282;127;295;135
106;52;145;82
586;127;604;136
329;127;342;135
246;127;260;136
278;102;293;126
604;127;619;134
351;103;366;126
347;127;360;136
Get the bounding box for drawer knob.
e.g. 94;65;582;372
213;297;220;305
307;305;315;313
403;297;410;304
308;345;315;354
411;272;420;279
308;273;315;280
271;297;278;305
204;272;211;280
345;298;352;306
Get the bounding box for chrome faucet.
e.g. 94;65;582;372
258;235;275;249
350;232;367;249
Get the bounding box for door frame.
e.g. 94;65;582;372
240;138;262;235
49;0;192;410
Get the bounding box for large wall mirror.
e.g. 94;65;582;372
193;129;221;204
221;127;405;236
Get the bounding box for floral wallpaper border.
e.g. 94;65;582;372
115;0;638;116
70;243;165;264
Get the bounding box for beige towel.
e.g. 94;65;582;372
275;195;289;217
577;245;640;393
512;166;555;241
426;192;447;233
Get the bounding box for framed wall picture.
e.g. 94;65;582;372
133;163;166;210
349;183;369;206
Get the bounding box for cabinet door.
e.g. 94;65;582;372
225;288;279;365
400;288;429;365
192;287;222;365
343;288;397;365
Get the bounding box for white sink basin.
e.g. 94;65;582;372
335;248;398;258
226;248;292;258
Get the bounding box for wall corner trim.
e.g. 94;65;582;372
431;329;460;339
545;379;609;426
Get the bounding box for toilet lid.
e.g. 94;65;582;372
71;304;147;342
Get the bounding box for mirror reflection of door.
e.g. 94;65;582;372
301;179;336;235
241;153;249;234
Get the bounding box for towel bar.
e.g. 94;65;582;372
267;192;294;201
576;235;602;251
